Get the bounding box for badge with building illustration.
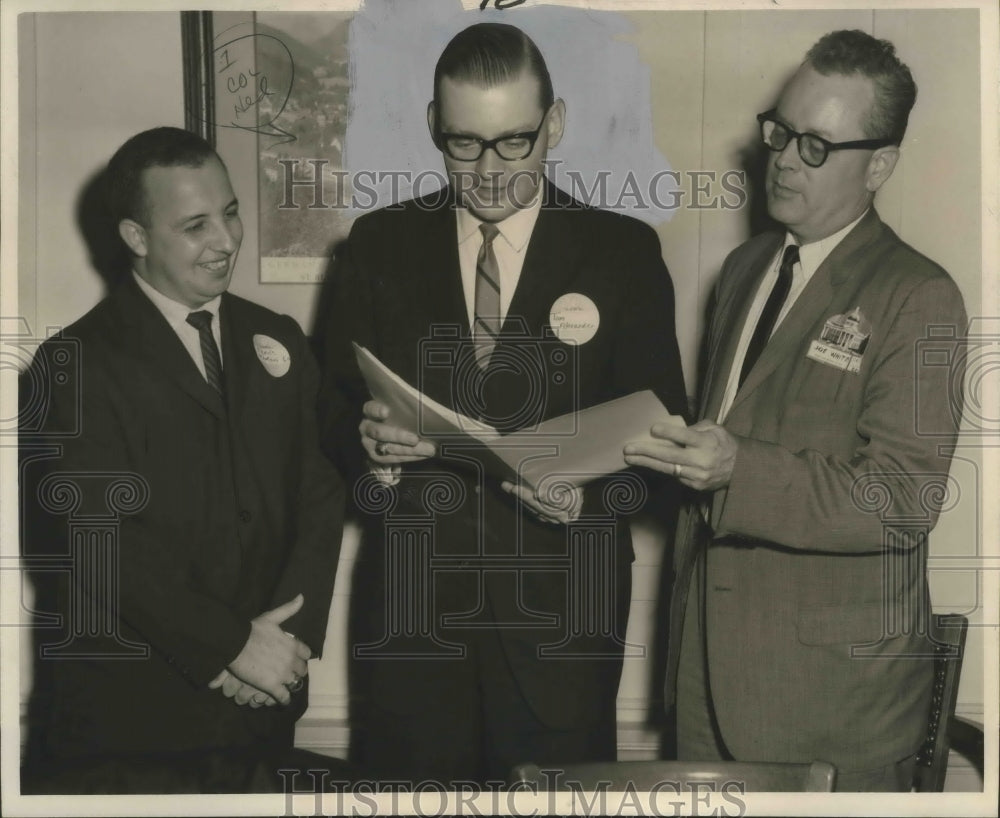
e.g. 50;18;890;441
806;306;871;373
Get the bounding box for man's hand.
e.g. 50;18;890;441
226;594;313;706
624;419;739;492
208;669;276;708
501;480;584;525
360;400;436;465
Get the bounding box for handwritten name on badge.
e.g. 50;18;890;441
549;293;600;345
253;334;291;377
807;341;862;373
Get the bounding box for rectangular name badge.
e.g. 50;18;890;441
806;340;862;373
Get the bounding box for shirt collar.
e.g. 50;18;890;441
133;271;222;331
456;191;543;253
790;208;869;279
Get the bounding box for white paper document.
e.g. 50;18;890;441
353;343;684;490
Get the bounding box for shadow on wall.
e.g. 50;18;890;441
739;139;779;241
76;166;131;293
309;235;350;359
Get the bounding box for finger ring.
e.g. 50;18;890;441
252;693;267;705
674;463;683;478
375;441;390;457
286;675;305;693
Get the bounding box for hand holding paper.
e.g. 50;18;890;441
361;400;437;465
624;418;738;491
354;343;685;491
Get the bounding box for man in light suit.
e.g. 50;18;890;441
625;30;967;791
21;127;346;792
319;23;687;784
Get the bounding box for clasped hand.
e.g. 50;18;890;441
209;593;312;708
623;419;739;492
502;480;583;525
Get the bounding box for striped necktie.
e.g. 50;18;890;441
473;223;501;369
739;244;799;387
186;310;223;392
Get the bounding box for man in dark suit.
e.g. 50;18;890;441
21;127;345;793
319;23;687;785
625;30;967;790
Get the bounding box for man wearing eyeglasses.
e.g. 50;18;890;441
319;22;686;784
625;30;966;790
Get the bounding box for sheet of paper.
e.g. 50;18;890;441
353;343;682;490
353;342;499;440
498;389;683;490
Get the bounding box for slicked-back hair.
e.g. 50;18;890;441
805;29;917;145
433;23;554;112
106;126;220;227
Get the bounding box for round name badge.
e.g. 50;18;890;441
253;334;291;377
549;293;600;345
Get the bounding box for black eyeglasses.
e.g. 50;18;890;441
436;112;548;162
757;110;895;168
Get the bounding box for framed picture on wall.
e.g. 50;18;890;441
184;10;356;284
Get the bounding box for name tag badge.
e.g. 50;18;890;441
806;306;871;374
253;334;291;377
549;292;600;345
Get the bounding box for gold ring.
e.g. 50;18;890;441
375;441;390;457
286;675;305;693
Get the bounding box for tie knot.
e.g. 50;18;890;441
186;310;213;332
479;223;500;246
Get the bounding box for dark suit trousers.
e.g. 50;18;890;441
355;595;617;786
21;746;358;794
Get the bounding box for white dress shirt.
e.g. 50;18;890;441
374;195;583;518
133;272;223;382
455;194;543;328
716;210;867;423
372;199;544;489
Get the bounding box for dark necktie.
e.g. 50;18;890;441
185;310;223;392
473;223;501;369
739;244;799;387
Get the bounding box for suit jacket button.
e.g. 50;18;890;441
239;510;252;522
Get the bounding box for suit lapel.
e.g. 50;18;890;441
701;235;782;421
413;191;469;334
115;277;225;419
219;294;253;426
726;209;885;418
503;183;584;337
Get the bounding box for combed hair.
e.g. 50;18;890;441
806;29;917;145
106;126;219;227
433;23;554;111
